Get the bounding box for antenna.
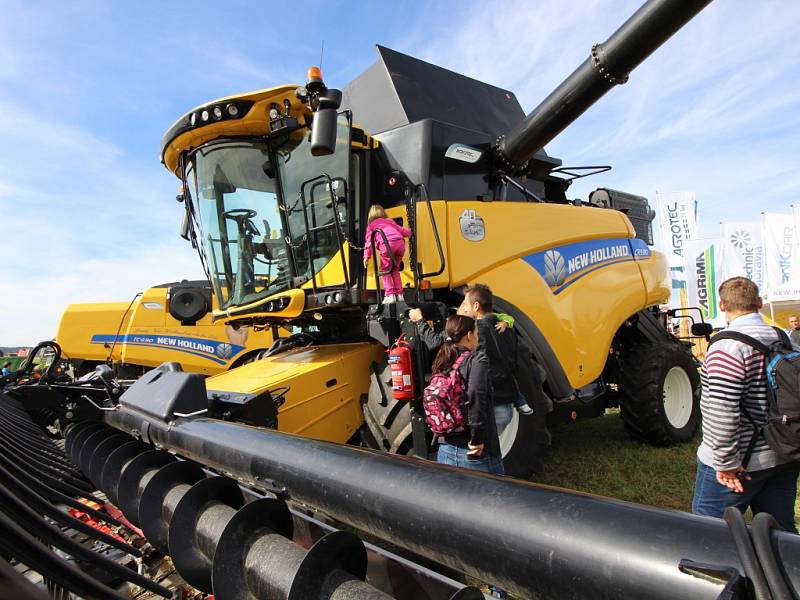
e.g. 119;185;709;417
319;40;325;72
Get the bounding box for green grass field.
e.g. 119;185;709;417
530;409;800;528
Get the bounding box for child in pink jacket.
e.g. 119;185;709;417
363;205;412;303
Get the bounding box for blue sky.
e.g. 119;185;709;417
1;0;798;345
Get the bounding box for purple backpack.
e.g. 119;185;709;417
423;352;469;435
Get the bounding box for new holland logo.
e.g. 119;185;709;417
730;230;752;249
543;250;568;287
216;343;233;359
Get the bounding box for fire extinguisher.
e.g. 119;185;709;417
387;334;414;401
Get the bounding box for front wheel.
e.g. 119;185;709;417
619;342;700;445
499;408;544;478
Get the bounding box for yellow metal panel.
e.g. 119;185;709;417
205;342;384;443
476;255;647;390
56;288;274;375
640;250;671;306
55;302;133;363
445;201;633;287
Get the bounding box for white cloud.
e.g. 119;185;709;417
0;241;204;346
0;98;198;345
402;0;800;236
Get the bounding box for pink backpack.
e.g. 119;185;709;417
422;352;470;435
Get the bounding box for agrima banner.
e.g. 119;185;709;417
719;221;763;290
761;212;794;300
683;238;726;326
655;192;699;271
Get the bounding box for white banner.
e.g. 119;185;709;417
719;221;764;290
762;212;794;300
791;204;800;285
683;238;726;327
655;192;699;271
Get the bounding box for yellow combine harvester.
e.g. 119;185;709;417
149;0;711;476
56;281;274;377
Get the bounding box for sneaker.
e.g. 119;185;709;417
517;403;533;415
382;294;397;304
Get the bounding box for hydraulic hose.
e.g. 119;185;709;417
723;507;772;600
752;513;795;600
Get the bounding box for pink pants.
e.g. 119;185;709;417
379;240;405;296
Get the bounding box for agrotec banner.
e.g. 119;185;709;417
719;221;764;289
655;192;699;272
761;212;794;300
683;238;726;327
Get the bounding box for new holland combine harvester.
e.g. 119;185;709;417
4;1;800;598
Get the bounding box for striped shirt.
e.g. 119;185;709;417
697;312;788;472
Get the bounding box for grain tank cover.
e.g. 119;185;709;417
342;46;526;137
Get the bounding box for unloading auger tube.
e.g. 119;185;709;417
495;0;713;170
81;403;800;600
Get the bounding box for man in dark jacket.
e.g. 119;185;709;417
455;285;519;440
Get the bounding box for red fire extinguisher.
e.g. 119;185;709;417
387;334;415;401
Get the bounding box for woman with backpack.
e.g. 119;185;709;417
425;315;503;474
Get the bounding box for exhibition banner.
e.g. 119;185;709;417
719;221;763;289
762;212;794;299
683;238;726;326
792;204;800;284
655;192;699;272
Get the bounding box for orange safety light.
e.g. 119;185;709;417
419;280;431;291
307;66;323;82
570;410;577;421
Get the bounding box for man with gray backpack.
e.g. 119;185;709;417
692;277;800;533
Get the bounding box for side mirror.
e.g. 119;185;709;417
310;89;342;156
691;322;713;337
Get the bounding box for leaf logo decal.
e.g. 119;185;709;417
543;250;567;287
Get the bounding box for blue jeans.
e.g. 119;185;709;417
692;459;799;533
494;403;514;439
437;442;504;475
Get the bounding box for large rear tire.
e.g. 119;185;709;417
619;341;700;445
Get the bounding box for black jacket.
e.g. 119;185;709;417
476;314;519;405
417;319;445;353
441;347;501;457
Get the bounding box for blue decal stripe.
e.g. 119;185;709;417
89;333;244;363
94;341;228;365
551;257;634;295
523;237;652;294
549;255;633;289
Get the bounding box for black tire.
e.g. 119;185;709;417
362;361;415;454
619;341;700;445
500;408;546;478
